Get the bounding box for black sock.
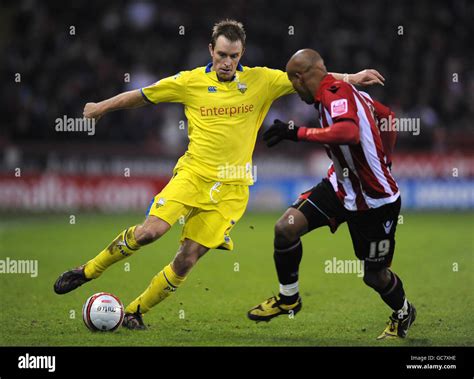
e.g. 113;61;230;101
379;271;406;312
274;239;302;304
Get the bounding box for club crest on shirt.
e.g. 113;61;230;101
155;197;166;209
237;82;247;94
330;99;348;118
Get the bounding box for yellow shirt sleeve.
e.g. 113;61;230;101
141;71;191;104
265;68;296;101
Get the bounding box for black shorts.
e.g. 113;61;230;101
291;179;401;270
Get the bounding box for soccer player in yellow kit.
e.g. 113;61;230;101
53;19;385;329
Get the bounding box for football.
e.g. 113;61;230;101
82;292;124;332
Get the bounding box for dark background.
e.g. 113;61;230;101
1;0;472;163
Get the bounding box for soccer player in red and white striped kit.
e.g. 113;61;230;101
248;49;416;340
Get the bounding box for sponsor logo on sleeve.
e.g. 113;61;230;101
330;99;348;118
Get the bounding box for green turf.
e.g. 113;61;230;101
0;211;472;346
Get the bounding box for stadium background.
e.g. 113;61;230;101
0;0;473;347
1;0;473;212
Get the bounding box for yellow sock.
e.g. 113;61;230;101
125;264;186;314
84;226;140;279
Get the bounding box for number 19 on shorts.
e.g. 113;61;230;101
369;239;391;258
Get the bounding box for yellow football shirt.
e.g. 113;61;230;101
141;63;295;185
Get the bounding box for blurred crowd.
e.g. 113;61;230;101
1;0;473;156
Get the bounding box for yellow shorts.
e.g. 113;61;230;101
146;169;249;250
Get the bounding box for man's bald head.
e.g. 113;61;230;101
286;49;325;77
285;49;327;104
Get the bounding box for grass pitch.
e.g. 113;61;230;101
0;211;472;346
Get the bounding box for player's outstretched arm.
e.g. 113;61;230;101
83;89;147;122
331;69;385;87
263;119;359;147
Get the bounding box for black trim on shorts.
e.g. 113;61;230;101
291;179;346;232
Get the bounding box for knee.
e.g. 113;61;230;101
135;224;162;245
135;216;171;246
363;270;378;289
274;219;300;245
363;268;390;291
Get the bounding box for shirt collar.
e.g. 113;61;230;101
314;74;336;102
205;62;244;80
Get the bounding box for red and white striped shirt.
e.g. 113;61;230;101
308;75;399;211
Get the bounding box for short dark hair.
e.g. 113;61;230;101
211;19;246;49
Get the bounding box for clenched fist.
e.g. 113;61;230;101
83;102;103;122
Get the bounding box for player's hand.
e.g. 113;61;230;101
349;69;385;87
83;102;103;122
263;119;299;147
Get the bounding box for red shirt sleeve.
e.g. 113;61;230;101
298;121;359;145
322;82;360;124
298;81;360;145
